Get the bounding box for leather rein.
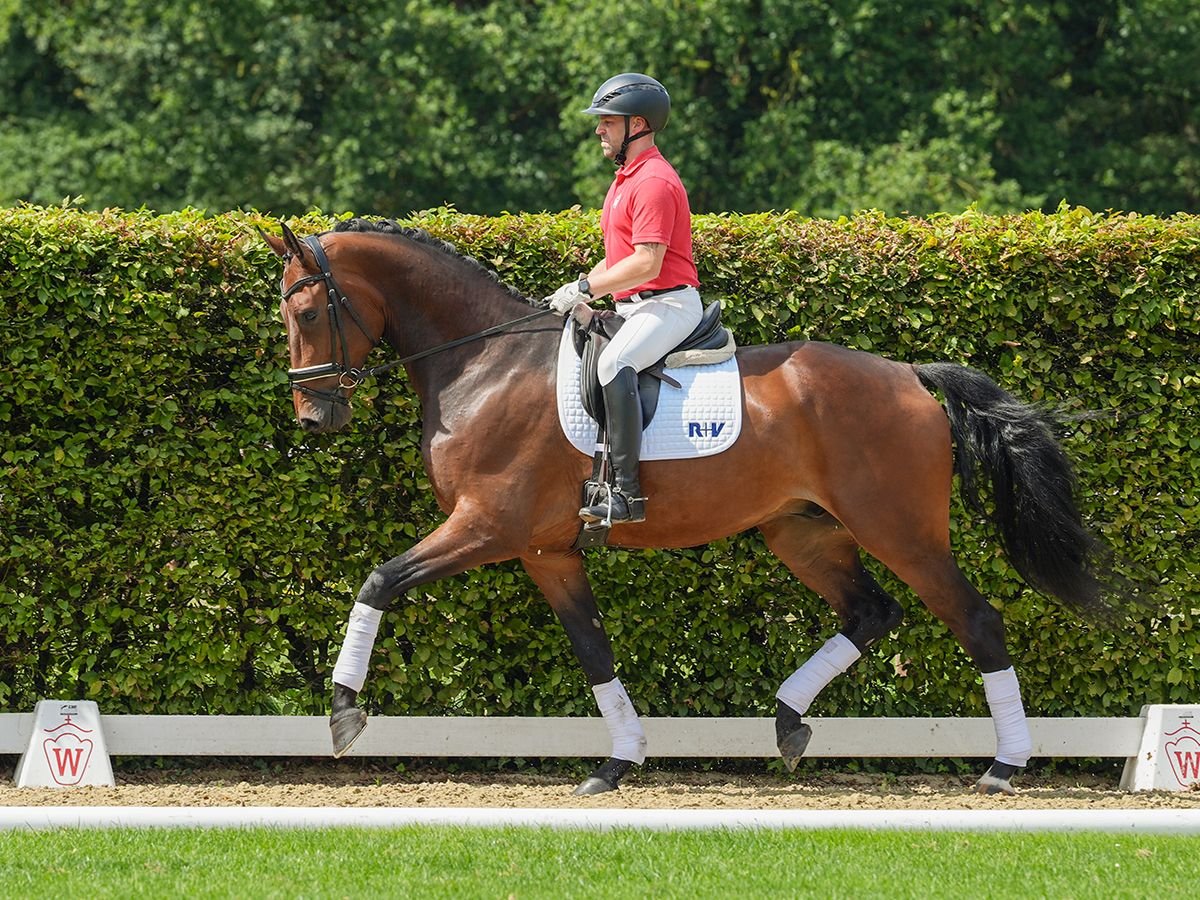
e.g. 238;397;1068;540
281;235;555;406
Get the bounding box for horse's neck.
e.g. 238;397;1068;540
382;271;553;411
382;277;536;358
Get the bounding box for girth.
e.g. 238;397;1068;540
570;301;732;430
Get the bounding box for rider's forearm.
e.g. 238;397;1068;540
585;244;665;298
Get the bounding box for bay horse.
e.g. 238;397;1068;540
263;218;1130;796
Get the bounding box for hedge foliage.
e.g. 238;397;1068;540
0;205;1196;723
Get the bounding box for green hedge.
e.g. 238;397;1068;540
0;205;1196;722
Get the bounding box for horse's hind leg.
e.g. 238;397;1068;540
810;382;1033;794
830;493;1032;794
886;554;1032;794
521;550;645;795
759;512;904;771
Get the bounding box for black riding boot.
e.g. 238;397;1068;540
580;366;645;525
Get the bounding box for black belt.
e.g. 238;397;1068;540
620;284;693;301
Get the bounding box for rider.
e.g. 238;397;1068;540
547;72;703;525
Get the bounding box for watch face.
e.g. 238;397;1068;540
578;278;590;296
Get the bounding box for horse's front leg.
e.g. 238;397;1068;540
329;512;516;757
521;551;645;795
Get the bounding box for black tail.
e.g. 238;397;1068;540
915;362;1132;620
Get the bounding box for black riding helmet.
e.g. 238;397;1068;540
583;73;671;165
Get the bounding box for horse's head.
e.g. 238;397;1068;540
263;224;386;433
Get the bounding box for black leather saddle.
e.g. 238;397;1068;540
570;301;731;431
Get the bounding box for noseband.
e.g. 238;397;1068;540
280;234;555;405
281;236;379;406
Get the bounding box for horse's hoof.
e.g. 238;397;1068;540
778;722;812;773
573;757;632;795
974;761;1019;795
775;701;812;773
573;776;618;796
975;773;1016;795
330;708;368;758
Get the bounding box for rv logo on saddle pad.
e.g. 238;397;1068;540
688;422;726;438
556;325;742;461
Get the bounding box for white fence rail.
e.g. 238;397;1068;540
0;714;1145;759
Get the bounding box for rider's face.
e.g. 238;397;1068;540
595;115;645;160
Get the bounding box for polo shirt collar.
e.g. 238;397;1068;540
617;145;663;178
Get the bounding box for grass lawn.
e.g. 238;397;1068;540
1;826;1196;898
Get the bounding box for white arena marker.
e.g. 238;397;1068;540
1121;705;1200;792
1;807;1199;833
14;701;114;788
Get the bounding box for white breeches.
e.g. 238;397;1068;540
597;287;703;385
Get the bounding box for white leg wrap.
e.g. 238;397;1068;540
331;602;383;693
776;633;861;715
592;678;647;765
982;667;1033;767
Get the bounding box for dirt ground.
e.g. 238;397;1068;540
2;759;1198;809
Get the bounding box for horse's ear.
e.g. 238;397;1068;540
280;221;306;258
259;226;287;258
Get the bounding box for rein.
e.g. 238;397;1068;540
282;235;556;405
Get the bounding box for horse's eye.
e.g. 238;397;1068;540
301;310;319;323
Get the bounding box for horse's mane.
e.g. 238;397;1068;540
332;217;530;303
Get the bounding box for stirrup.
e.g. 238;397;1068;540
579;483;645;527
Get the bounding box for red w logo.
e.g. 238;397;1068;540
1171;750;1200;780
41;734;94;785
1164;724;1200;788
52;747;85;777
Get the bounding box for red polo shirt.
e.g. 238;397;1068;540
600;146;700;301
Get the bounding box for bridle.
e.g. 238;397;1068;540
281;236;379;406
280;234;555;406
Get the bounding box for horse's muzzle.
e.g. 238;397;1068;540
296;395;353;433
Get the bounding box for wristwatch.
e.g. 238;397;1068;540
577;277;592;299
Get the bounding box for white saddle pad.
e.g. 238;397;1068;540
555;323;743;460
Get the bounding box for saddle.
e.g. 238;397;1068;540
570;301;735;431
